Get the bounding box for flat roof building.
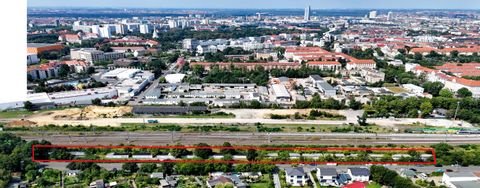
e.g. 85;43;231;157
27;43;64;54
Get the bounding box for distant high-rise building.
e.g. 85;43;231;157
168;20;178;29
304;6;311;21
139;24;152;34
369;10;377;19
387;11;394;21
114;24;127;35
99;25;112;38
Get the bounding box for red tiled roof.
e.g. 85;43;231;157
307;61;341;65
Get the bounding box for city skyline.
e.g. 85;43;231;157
28;0;480;10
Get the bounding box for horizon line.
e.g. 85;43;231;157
27;6;480;11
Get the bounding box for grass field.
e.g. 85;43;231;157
250;174;273;188
0;110;34;118
367;182;382;188
386;87;407;93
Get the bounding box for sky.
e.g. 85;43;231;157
27;0;480;9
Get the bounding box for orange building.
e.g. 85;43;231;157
27;43;64;54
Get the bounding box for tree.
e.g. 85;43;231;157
194;143;212;159
139;163;157;173
91;98;102;106
24;101;35;111
349;98;362;110
220;142;235;155
439;89;454;98
192;64;205;76
171;144;189;158
357;113;368;126
420;101;433;118
450;50;459;58
86;67;96;75
122;163;139;173
457;88;472;98
246;149;258;161
422;82;444;97
57;64;71;77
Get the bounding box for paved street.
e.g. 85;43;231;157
273;173;281;188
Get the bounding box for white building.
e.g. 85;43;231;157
101;68;154;98
369;10;377;19
304;6;311;21
442;172;480;188
164;74;186;84
105;153;129;159
48;87;118;105
347;168;370;182
403;84;425;95
271;84;291;102
139;24;153;34
131;154;154;159
285;167;309;186
317;168;338;186
71;48;124;63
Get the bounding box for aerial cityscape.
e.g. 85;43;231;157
1;1;480;187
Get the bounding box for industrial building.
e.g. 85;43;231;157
271;84;291;102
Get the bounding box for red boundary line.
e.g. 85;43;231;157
32;145;437;165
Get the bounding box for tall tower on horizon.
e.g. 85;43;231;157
304;5;311;21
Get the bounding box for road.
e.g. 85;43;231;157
273;173;281;188
14;131;480;145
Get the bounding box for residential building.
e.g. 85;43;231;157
139;24;153;34
183;39;199;50
307;61;341;71
317;168;338;186
402;84;425;95
27;61;62;80
347;168;370;182
285;167;309;186
27;53;39;65
70;48;124;63
58;33;83;44
359;68;385;83
189;62;301;71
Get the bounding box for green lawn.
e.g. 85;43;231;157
0;110;34;118
250;174;273;188
367;182;382;188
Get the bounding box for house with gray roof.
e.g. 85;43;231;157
317;168;338;186
285;167;309;186
347;167;370;182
